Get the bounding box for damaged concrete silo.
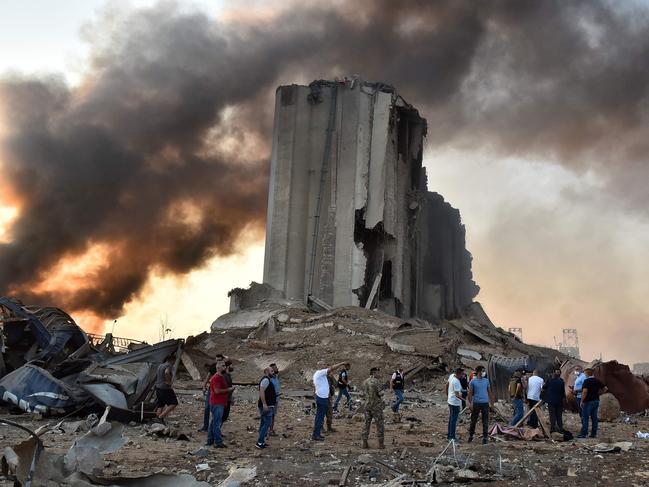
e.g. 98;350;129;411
263;79;479;321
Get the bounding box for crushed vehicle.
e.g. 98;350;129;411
0;296;183;422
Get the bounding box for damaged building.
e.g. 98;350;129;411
263;79;479;321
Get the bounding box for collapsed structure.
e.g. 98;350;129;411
263;79;478;321
0;297;182;419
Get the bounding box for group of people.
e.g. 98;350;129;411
154;353;610;451
444;364;609;444
309;362;407;448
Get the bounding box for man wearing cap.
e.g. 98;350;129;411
312;361;348;441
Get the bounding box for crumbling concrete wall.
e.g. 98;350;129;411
263;79;479;321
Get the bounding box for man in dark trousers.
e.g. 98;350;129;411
578;368;608;439
155;353;178;423
207;362;234;448
543;369;566;433
256;366;277;449
333;363;352;412
221;358;234;424
467;365;493;444
390;364;405;421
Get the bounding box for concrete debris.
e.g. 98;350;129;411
598;392;622;421
216;466;257;487
587;441;633;453
0;296;183;419
636;431;649;439
72;422;128;454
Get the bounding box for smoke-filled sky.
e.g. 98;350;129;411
1;0;648;364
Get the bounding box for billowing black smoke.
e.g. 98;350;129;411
1;0;648;318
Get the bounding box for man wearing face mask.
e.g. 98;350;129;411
467;365;493;444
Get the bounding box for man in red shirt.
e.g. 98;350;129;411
207;362;234;448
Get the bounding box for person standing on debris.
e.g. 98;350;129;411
460;372;469;410
221;359;234;425
333;363;353;412
312;361;348;441
390;364;405;421
526;369;544;428
256;366;277;449
326;370;338;432
268;363;281;437
155;353;178;422
570;365;586;417
509;370;525;426
201;362;218;431
578;368;608;439
447;367;464;442
361;367;385;449
467;365;493;444
543;369;566;433
207;362;234;448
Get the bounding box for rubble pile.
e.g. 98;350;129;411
0;297;183;420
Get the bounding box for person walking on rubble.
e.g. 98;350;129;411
361;367;385;449
526;369;544;428
326;370;338;432
333;363;353;412
268;363;281;437
578;368;608;439
201;362;217;431
207;362;234;448
390;364;405;422
447;367;464;442
467;365;493;444
256;366;277;449
509;370;525;426
155;353;179;423
543;369;566;433
312;361;348;441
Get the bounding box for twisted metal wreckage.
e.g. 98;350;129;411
0;296;183;421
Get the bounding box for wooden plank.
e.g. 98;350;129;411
513;400;544;428
365;273;382;309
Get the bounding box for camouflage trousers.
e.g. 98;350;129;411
361;408;384;441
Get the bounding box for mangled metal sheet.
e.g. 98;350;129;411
0;364;89;414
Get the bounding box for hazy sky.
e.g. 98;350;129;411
1;0;648;365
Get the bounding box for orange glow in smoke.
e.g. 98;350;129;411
31;242;114;295
69;310;107;335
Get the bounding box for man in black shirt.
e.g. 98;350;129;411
256;367;277;449
222;359;234;424
333;363;352;412
578;368;608;438
542;369;566;433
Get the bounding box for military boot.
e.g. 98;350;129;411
362;439;369;449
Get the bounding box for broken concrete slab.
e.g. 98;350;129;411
72;422;128;454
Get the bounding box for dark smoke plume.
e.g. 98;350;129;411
1;0;649;319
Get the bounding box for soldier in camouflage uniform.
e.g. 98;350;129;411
361;367;385;449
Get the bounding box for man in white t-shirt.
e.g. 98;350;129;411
312;361;348;441
446;367;465;441
526;369;544;428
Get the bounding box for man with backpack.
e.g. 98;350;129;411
333;363;352;412
509;370;525;426
390;364;405;422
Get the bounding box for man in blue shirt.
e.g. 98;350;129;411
542;369;566;433
467;365;493;444
571;365;586;417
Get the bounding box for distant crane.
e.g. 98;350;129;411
555;328;580;359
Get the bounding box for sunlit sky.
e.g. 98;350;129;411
1;0;648;365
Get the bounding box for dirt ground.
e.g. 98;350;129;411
3;374;649;486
